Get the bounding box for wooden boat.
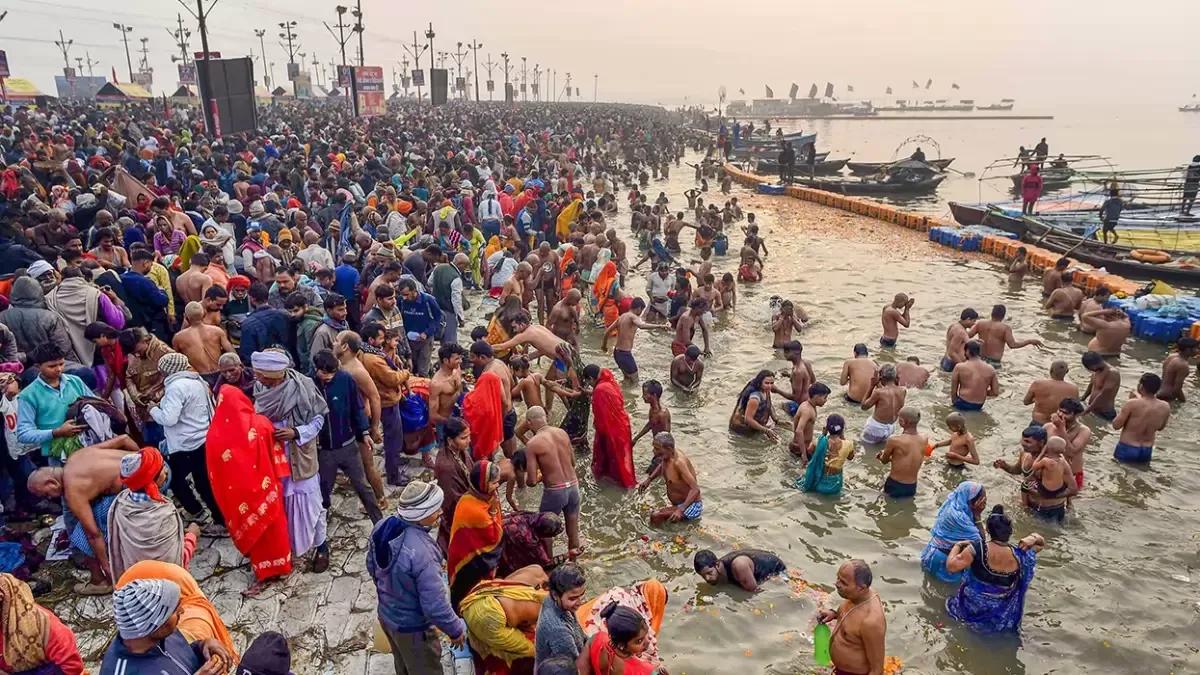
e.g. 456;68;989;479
987;213;1200;284
848;158;955;176
750;157;848;175
978;100;1015;111
797;159;946;195
949;201;988;226
1010;168;1073;191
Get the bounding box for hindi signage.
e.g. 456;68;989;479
353;65;385;117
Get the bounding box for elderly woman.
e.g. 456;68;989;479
921;480;987;583
945;505;1045;633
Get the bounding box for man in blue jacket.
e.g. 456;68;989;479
397;277;444;377
368;480;465;674
238;282;292;365
313;349;382;523
121;248;171;341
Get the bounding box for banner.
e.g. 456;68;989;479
0;51;10;78
486;79;494;92
177;63;196;85
337;65;353;88
353;66;385;116
455;77;466;92
411;69;425;87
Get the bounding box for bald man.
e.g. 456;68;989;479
523;405;582;556
172;301;234;384
880;293;914;347
27;435;140;593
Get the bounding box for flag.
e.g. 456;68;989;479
847;84;855;93
808;83;818;99
765;85;773;98
911;80;919;88
824;82;834;99
886;86;893;95
951;83;960;90
788;83;799;100
925;78;933;89
738;88;744;95
112;66;119;83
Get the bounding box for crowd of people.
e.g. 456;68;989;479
0;97;1190;675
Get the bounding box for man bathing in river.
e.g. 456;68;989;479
633;380;671;448
1081;351;1121;422
776;340;816;408
523;406;583;556
1044;271;1083;319
860;364;905;444
1080;308;1131;357
950;341;999;411
1044;398;1091;489
602;297;668;378
1158;337;1197;402
1024;360;1079;424
880;293;913;347
941;308;977;372
694;548;787;592
1042;257;1070;297
638;432;702;525
672;298;712;357
771;300;809;348
969;304;1042;365
1112;373;1171;463
841;344;878;404
877;407;927;498
897;357;930;388
670;345;705;392
817;560;887;675
1077;286;1112;334
790;383;830;459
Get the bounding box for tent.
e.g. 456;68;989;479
254;85;274;104
170;85;198;102
1;78;53;105
95;82;153;102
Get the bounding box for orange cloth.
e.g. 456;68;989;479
590;369;636;488
592;260;619;324
447;492;503;585
463;371;504;461
115;561;239;661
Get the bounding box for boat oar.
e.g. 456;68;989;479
945;166;976;179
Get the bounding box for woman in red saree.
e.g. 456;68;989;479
587;366;636;488
463;371;505;461
591;251;621;327
448;460;504;612
205;384;293;596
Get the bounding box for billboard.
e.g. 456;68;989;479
352;66;385;117
411;69;424;87
430;69;448;105
286;62;300;81
177;64;196;85
337;65;353;88
54;75;108;100
0;51;9;78
132;70;153;89
195;57;258;136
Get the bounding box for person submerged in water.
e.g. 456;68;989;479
950;341;999;412
931;412;979;468
1081;351;1121;422
880;293;914;347
860;364;905;444
877;406;927;498
1112;373;1171;464
669;345;705;392
841;343;878;404
692;548;787;592
638;432;702;525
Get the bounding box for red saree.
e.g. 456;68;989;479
206;385;293;582
591;369;636;488
463;371;504;461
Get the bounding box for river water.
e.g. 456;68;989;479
529;154;1200;675
752;102;1200;219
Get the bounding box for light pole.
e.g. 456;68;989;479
468;40;482;102
278;20;300;95
424;23;435;86
521;56;527;102
113;23;135;82
594;73;598;102
254;29;269;87
500;52;509;102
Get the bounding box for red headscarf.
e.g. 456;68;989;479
122;446;166;502
227;275;251;291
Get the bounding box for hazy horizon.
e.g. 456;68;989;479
2;0;1198;107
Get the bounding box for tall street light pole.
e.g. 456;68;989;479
501;52;509;102
468;40;482;102
254;29;269;88
113;23;135;82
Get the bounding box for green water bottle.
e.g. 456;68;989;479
813;622;833;666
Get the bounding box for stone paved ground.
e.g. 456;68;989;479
40;460;416;675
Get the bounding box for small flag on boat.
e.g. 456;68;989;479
886;86;893;94
824;82;834;98
765;85;773;98
808;83;818;98
951;83;960;90
789;83;799;100
847;84;855;93
925;78;933;89
911;80;919;88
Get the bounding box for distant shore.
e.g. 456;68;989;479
731;114;1055;121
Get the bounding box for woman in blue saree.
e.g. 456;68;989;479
796;415;853;495
921;480;987;583
944;505;1045;633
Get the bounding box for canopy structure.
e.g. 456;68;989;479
170;85;198;100
1;77;52;104
95;82;153;102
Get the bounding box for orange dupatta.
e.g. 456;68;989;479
447;492;503;584
116;561;239;660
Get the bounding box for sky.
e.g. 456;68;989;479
2;0;1199;107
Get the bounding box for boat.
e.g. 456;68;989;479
873;100;974;113
798;159;946;195
1010;167;1074;191
978;99;1015;111
735;131;816;148
847;157;955;175
1180;104;1200;112
1010;216;1200;285
750;157;849;175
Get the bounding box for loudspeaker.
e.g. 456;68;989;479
430;68;448;106
196;57;258;136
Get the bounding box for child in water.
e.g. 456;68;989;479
931;412;979;468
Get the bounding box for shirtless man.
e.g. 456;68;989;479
670;345;705;392
672;298;712;357
969;304;1042;365
1024;360;1080;425
27;435;140;593
546;289;583;353
877;407;926;499
880;293;913;347
663;213;684;252
511;357;578;444
816;560;886;675
468;341;517;457
606;229;628;277
500;261;533;308
172;302;233;382
601;297;667;379
1043;271;1083;319
1081;351;1121;422
790;383;830;459
175;252;215;304
775;340;816;406
771;300;809;348
860;364;905;445
632;380;671;446
1042;257;1069;297
1043;398;1091;489
638;432;702;525
533;242;560;324
896;357;929;388
1008;247;1029;279
1081;308;1131;356
950;341;999;411
202;286;227;327
1077;287;1112;334
693;272;722;312
1112;373;1171;463
841;343;878;404
428;344;465;430
941;308;978;372
738;238;763;282
523;406;582;555
1158;337;1197;402
333;334;386;500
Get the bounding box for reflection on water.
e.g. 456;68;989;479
488;151;1200;674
